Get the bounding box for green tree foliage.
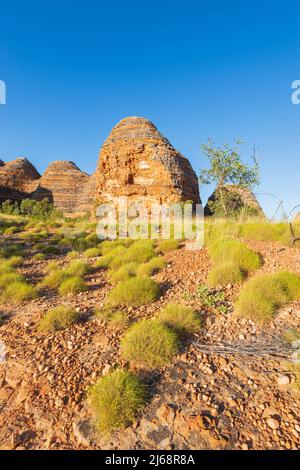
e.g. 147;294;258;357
1;198;53;218
199;140;260;216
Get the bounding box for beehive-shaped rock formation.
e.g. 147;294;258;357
32;161;95;214
95;117;201;207
205;185;264;217
0;157;41;203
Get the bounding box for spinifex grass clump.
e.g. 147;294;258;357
107;277;160;306
88;369;146;433
95;246;127;269
136;257;167;277
107;263;138;283
208;262;244;286
207;239;261;286
39;305;80;332
41;260;88;295
123;243;156;264
157;303;201;336
65;260;90;276
235;271;300;322
121;319;179;367
208;239;261;272
58;276;87;295
83;247;101;258
0;256;23;273
1;281;37;305
156;239;180;254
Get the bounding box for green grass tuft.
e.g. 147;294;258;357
88;369;145;433
235;271;300;322
121;319;179;367
39;305;80;332
65;260;90;276
58;276;87;295
107;277;160;306
208;239;261;273
156;239;180;254
157;303;201;335
136;257;167;277
208;262;244;286
108;263;138;283
1;281;37;305
83;247;101;258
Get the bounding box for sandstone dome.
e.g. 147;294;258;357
95;116;201;207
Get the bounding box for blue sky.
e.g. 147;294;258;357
0;0;300;217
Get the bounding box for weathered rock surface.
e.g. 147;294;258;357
0;158;41;203
205;185;264;217
0;158;95;215
32;161;95;215
95;116;201;207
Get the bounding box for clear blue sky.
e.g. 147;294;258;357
1;0;300;217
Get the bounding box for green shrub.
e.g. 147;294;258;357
156;239;180;254
85;233;100;247
108;263;138;283
235;272;300;322
88;369;145;433
0;256;23;273
107;277;160;306
42;245;61;255
123;245;155;264
65;260;90;276
95;246;127;269
58;276;87;295
239;222;288;242
208;239;261;273
0;272;25;291
136;257;167;277
100;239;132;255
42;268;67;289
121;319;179;367
208;262;244;286
1;281;37;305
157;303;201;335
83;247;101;258
39;305;79;332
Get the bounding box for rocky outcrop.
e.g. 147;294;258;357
0;117;201;214
205;185;264;217
32;161;95;215
0;158;95;215
0;158;41;203
95;117;201;208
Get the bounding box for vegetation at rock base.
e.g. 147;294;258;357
107;276;160;306
39;305;80;332
235;272;300;322
199;139;259;217
88;369;146;433
157;303;201;336
121;319;179;367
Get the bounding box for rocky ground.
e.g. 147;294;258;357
0;238;300;450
